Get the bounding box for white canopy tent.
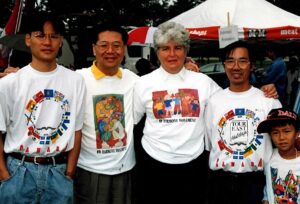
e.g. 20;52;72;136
169;0;300;28
167;0;300;40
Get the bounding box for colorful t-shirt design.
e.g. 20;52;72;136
152;88;200;119
216;108;263;168
271;167;300;204
24;89;70;152
93;94;127;151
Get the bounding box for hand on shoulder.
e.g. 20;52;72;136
0;66;20;78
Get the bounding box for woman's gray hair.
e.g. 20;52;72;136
153;21;190;52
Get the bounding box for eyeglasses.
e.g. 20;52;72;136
224;58;250;68
32;32;61;41
94;41;123;51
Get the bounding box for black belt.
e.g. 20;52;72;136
9;152;68;165
209;169;264;181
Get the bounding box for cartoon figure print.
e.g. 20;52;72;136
93;94;127;149
152;89;200;119
271;167;300;204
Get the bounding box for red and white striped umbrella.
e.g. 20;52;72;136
128;26;157;45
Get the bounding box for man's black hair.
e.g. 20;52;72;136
24;12;65;35
220;41;253;64
91;23;128;45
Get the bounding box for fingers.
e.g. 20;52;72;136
4;66;20;73
0;72;8;78
0;67;20;78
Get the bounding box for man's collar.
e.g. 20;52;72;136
91;61;122;80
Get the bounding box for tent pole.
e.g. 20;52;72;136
227;12;230;26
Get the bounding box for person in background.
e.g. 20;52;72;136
0;12;86;203
261;45;287;106
286;57;299;108
257;108;300;204
135;57;155;76
75;23;139;204
205;41;281;204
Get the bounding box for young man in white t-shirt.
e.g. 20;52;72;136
205;41;281;204
0;12;86;203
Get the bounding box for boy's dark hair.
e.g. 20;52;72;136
24;12;65;35
257;108;300;133
220;41;253;65
91;23;128;45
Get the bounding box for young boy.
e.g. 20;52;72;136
257;108;300;204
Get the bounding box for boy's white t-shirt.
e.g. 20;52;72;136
0;64;86;156
264;148;300;204
205;87;282;172
76;67;139;175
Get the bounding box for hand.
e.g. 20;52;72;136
65;171;74;180
261;84;278;99
0;66;20;78
185;62;200;72
0;169;10;181
262;201;269;204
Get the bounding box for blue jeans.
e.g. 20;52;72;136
0;155;73;204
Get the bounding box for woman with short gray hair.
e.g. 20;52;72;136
134;21;221;203
153;21;190;52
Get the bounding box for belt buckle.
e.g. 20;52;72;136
33;156;40;164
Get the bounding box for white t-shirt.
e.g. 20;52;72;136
76;67;139;175
0;64;86;156
134;67;221;164
205;87;282;172
264;149;300;204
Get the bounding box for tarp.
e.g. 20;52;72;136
128;0;300;45
168;0;300;40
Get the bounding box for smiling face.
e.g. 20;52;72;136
270;123;299;157
156;40;187;74
224;47;252;92
93;31;125;75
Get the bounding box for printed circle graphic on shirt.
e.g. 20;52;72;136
217;108;263;160
24;89;70;145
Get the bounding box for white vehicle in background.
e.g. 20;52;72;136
124;43;157;73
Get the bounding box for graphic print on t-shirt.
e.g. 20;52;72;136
152;88;200;119
24;89;70;152
216;108;263;169
271;167;299;204
93;94;127;152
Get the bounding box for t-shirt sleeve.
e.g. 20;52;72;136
204;99;213;151
75;75;87;131
133;80;146;124
0;81;9;133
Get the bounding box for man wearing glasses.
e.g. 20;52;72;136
0;12;86;203
204;41;281;204
75;24;139;204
